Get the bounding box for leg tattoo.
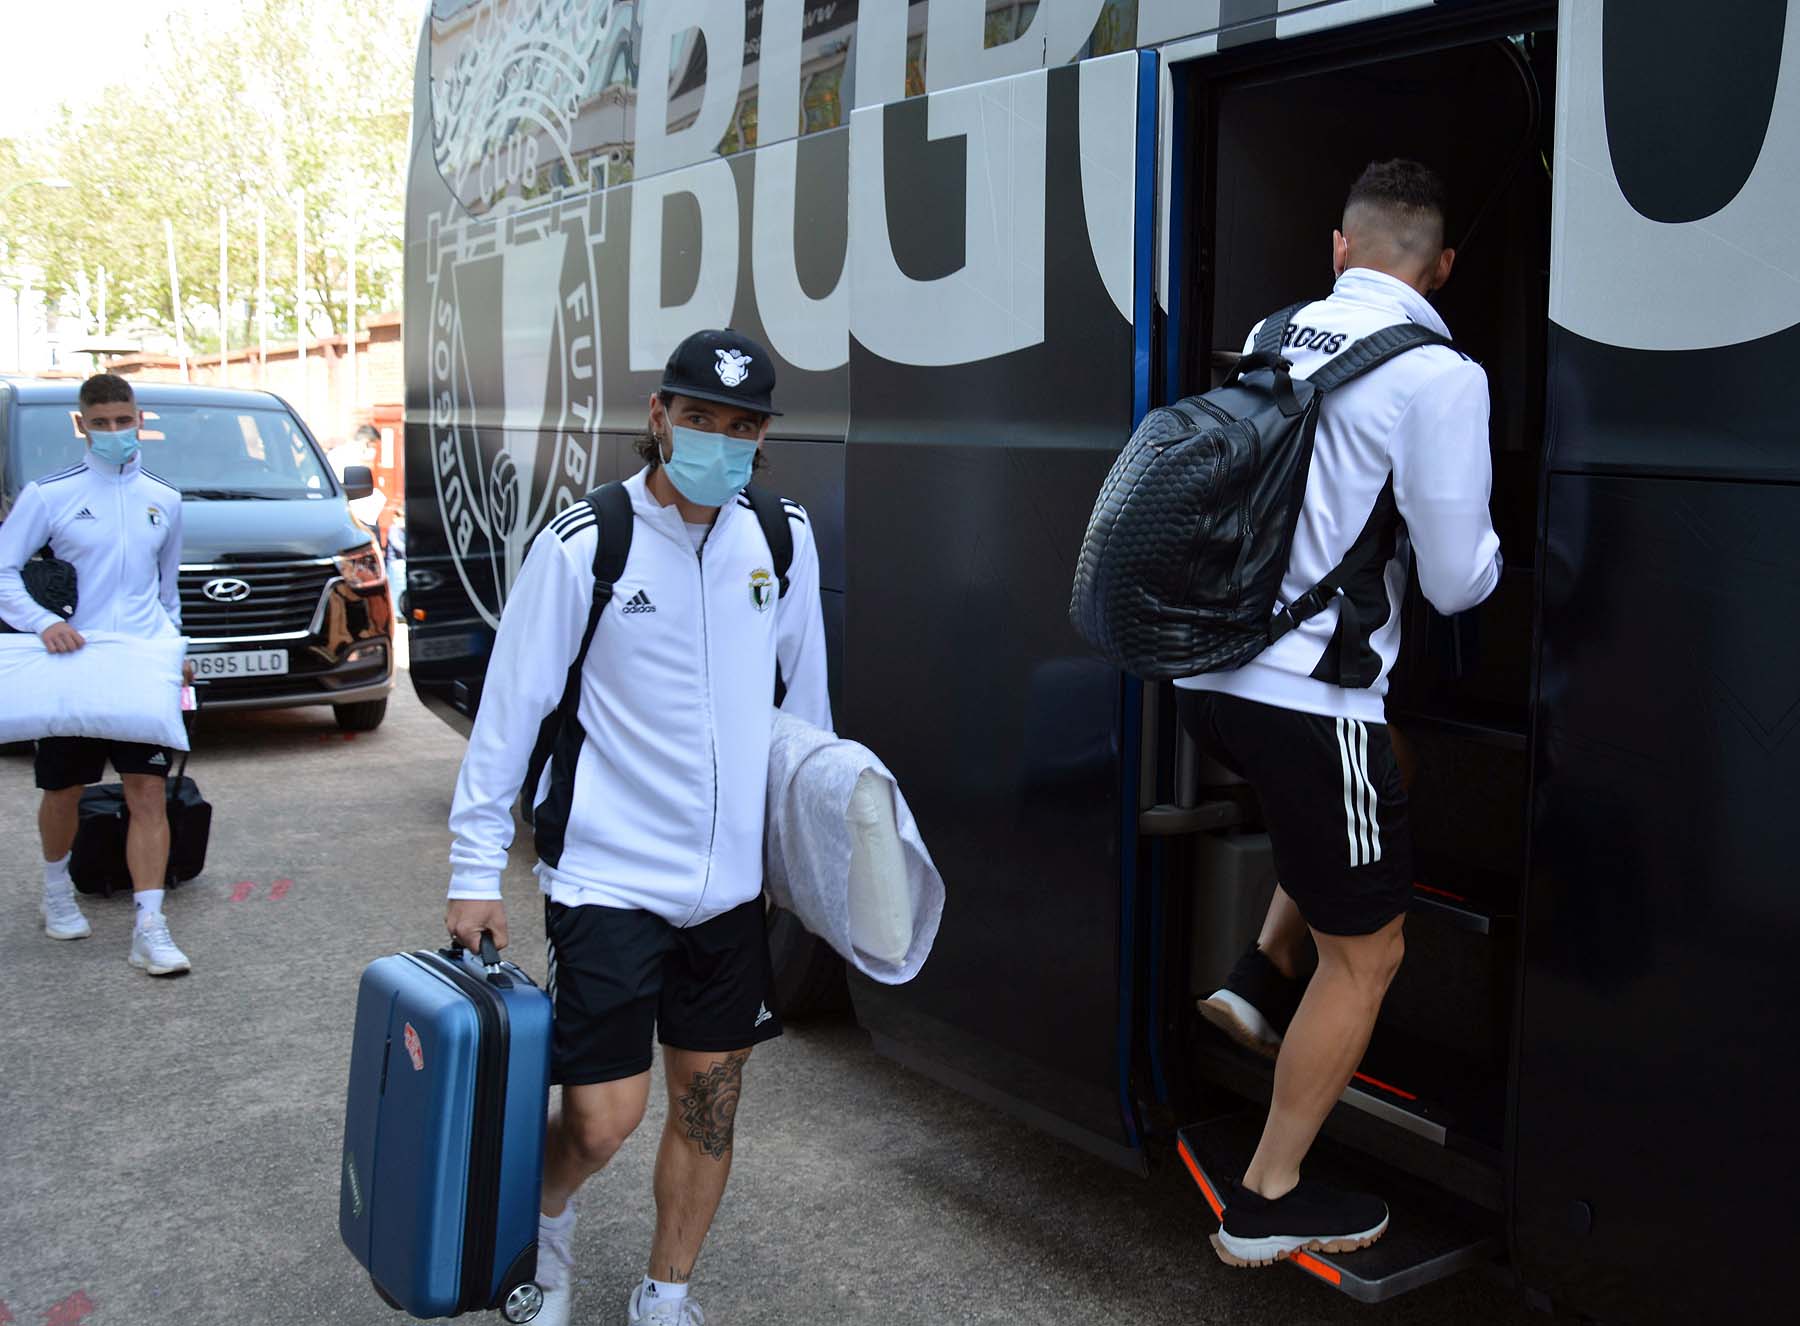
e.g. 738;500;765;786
677;1051;748;1161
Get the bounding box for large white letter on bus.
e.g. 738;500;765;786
849;70;1049;367
752;0;849;371
1550;1;1800;351
630;0;746;370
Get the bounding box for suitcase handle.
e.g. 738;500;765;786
445;931;511;987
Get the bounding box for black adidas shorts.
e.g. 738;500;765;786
544;896;783;1086
35;737;172;790
1177;691;1412;937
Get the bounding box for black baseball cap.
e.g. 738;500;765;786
660;328;781;416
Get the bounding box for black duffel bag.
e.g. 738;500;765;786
1069;303;1453;681
0;544;77;632
69;750;212;896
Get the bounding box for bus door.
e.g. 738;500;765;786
840;49;1160;1172
1152;5;1560;1302
1513;4;1800;1322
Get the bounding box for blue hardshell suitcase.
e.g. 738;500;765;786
340;938;552;1322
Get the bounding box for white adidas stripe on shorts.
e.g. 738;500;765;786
1334;716;1383;868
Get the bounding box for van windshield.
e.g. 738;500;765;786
14;403;335;499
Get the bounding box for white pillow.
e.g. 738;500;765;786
0;631;189;750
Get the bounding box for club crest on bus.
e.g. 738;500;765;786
427;0;625;216
425;194;605;630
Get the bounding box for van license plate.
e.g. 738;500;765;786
192;650;289;679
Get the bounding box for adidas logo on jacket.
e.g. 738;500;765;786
447;468;833;927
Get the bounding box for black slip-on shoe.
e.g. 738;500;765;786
1211;1180;1389;1267
1197;946;1303;1058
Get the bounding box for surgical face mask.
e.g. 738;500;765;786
87;427;141;466
661;423;757;507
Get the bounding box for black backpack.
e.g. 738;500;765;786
1069;302;1453;681
523;481;795;862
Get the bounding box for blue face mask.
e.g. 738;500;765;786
662;424;757;507
88;428;141;466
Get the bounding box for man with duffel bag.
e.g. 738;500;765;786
444;330;831;1325
0;372;195;976
1071;161;1502;1267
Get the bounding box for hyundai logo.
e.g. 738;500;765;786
202;577;252;603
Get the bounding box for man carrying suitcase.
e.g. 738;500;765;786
444;329;831;1326
0;372;193;974
1175;162;1502;1264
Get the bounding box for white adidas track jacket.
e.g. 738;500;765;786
1177;267;1503;724
0;451;183;638
447;468;833;927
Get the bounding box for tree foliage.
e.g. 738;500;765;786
0;0;418;353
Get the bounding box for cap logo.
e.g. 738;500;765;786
715;347;753;388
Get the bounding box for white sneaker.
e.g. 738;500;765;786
42;887;92;940
534;1207;576;1326
129;915;191;976
628;1283;705;1325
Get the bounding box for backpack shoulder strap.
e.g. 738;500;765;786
589;481;633;599
1252;300;1311;358
568;480;632;688
1306;322;1458;396
742;484;794;597
1267;477;1398;651
523;481;632;805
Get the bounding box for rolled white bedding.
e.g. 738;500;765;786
764;711;944;984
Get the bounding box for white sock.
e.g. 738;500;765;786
134;889;166;926
43;854;72;893
537;1205;576;1290
642;1276;688;1305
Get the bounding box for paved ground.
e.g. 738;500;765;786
0;675;1541;1326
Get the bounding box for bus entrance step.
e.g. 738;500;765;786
1174;1113;1502;1303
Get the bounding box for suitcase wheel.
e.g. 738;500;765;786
502;1282;545;1322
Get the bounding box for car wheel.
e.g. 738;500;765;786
334;698;389;732
766;901;850;1019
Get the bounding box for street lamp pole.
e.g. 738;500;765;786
0;176;74;372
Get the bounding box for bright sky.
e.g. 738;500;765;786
0;0;420;142
1;2;208;141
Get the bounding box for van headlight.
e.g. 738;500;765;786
336;542;387;591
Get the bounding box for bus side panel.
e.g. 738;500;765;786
1518;465;1800;1324
842;58;1145;1164
1519;6;1800;1317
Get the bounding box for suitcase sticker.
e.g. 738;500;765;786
404;1022;425;1071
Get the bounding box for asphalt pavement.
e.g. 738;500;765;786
0;673;1541;1326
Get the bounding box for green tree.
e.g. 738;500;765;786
0;0;417;354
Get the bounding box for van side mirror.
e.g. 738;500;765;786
343;465;375;501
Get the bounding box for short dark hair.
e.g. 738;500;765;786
1345;159;1447;223
78;373;134;409
353;423;380;443
635;390;769;474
